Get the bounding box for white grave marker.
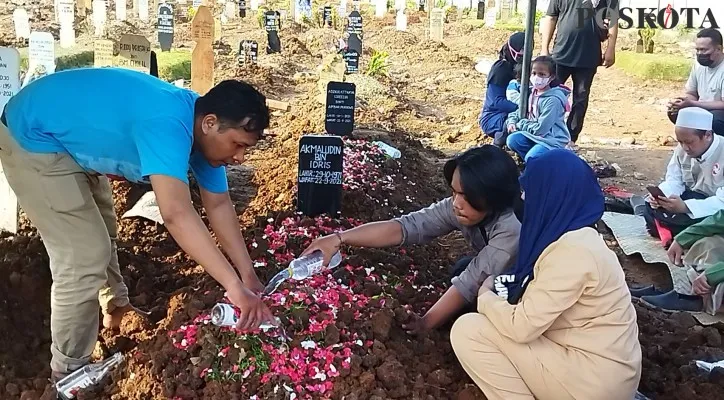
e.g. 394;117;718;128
0;47;21;233
338;0;346;17
138;0;149;21
24;32;56;86
59;21;75;48
117;34;151;72
394;0;404;10
58;0;74;23
13;9;31;40
395;9;406;30
93;0;107;36
94;39;114;67
485;6;496;27
116;0;126;20
250;0;258;10
430;8;443;41
374;0;385;18
224;1;236;20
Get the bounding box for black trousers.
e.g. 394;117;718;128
643;190;708;238
668;109;724;136
556;65;597;143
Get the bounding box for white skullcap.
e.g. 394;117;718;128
676;107;713;131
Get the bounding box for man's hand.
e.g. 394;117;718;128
667;240;685;266
692;272;712;296
402;311;430;336
603;46;616;68
658;195;689;214
241;271;265;294
300;233;343;267
645;193;661;209
227;282;275;331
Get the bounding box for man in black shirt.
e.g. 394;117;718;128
541;0;619;143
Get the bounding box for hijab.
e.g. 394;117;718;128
494;149;604;304
487;32;525;88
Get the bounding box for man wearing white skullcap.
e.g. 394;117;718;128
639;107;724;241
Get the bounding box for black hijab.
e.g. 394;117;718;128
487;32;525;88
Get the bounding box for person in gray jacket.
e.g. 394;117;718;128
300;145;522;334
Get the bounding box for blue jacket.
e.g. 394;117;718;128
479;82;518;137
506;86;571;149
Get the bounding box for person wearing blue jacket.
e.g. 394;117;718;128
479;32;525;147
506;56;572;162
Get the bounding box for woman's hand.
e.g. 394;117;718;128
300;232;343;267
692;272;712;296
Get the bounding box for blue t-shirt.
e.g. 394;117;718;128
3;67;228;193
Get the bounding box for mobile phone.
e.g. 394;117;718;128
647;186;665;199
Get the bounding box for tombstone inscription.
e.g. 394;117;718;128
264;10;281;54
158;3;174;51
117;34;151;72
0;47;20;233
191;5;213;41
296;135;343;217
94;38;114;67
322;5;332;27
343;49;358;74
238;40;258;65
324;81;355;136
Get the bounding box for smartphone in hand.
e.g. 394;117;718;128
647;186;666;199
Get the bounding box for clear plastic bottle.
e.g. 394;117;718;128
56;353;124;399
373;141;401;159
210;303;280;330
288;250;343;280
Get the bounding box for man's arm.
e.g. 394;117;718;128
201;188;263;291
540;0;559;55
150;175;273;328
687;100;724;111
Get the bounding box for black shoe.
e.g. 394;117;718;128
629;285;666;298
640;290;703;312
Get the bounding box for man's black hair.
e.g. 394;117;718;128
698;28;723;47
194;80;270;137
443;145;520;215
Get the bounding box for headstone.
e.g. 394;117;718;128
395;9;406;30
191;5;213;42
296;135;344;217
94;38;114;66
117;34;151;72
250;0;257;10
213;18;222;41
58;0;74;23
138;0;149;21
0;47;20;234
352;0;359;10
374;0;384;18
158;3;174;51
347;10;362;36
116;0;126;20
337;0;346;17
224;1;236;20
343;49;358;74
192;0;202;8
150;51;158;77
347;34;361;55
24;32;56;86
13;9;31;40
322;5;332;27
476;0;484;19
264;10;281;54
499;0;511;20
191;43;214;94
324;81;355;136
59;21;75;48
418;0;423;11
238;0;246;17
92;0;107;36
238;40;258;64
430;8;443;41
394;0;404;10
485;6;496;27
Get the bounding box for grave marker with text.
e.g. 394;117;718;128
94;38;114;67
158;3;174;51
0;47;20;233
264;10;281;54
117;34;151;72
325;81;355;136
297;135;343;217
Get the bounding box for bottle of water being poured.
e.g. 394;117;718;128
263;250;343;295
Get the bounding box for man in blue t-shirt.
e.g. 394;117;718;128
0;68;275;382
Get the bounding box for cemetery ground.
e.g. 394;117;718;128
2;2;724;400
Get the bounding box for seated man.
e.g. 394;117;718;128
667;28;724;135
640;107;724;242
632;210;724;313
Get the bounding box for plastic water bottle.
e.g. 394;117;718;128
262;250;343;295
56;353;124;399
373;141;402;159
211;303;280;330
288;250;343;280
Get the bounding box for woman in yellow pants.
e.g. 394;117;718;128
451;149;642;400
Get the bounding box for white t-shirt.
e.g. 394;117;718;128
686;61;724;102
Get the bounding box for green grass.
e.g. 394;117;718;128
18;47;192;81
616;51;691;82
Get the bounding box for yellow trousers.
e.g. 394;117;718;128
0;123;128;373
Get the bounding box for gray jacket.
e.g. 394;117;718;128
395;197;521;303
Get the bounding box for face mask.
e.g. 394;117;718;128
508;43;523;63
697;53;715;67
530;75;551;90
